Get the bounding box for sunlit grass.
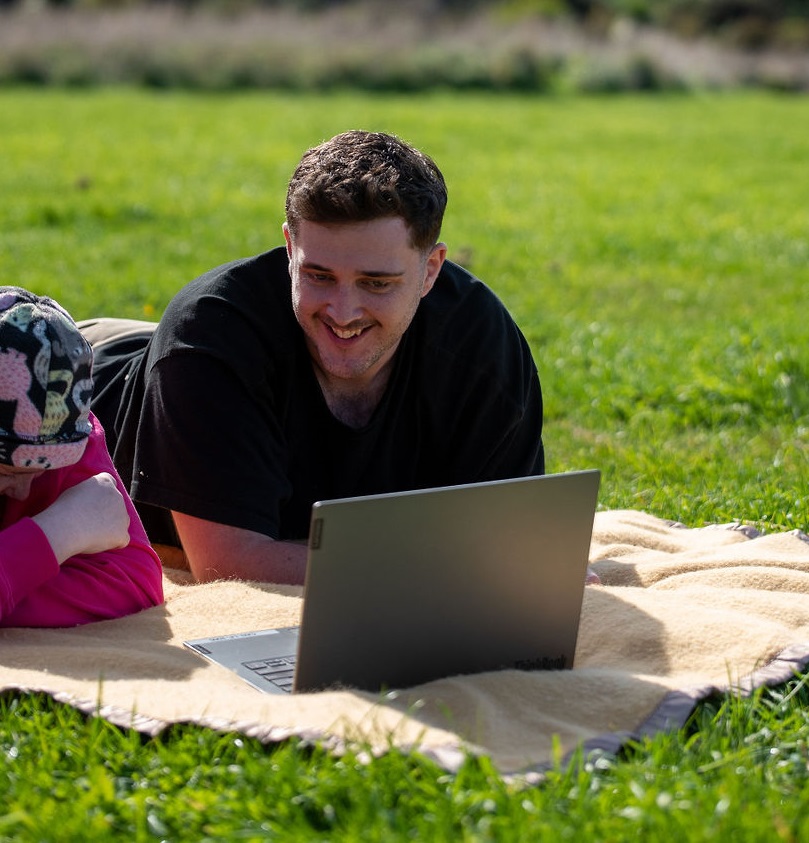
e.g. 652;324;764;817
2;677;809;840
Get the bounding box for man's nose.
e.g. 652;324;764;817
326;285;362;324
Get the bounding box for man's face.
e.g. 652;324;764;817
286;217;445;390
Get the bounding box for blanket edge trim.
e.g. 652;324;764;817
3;642;809;781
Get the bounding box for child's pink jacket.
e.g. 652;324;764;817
0;414;164;627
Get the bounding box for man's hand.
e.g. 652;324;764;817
32;472;131;564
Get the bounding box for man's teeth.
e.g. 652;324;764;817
332;326;363;339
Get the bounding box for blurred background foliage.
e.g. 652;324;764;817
1;0;808;91
4;0;809;48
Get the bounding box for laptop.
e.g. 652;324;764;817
184;469;600;695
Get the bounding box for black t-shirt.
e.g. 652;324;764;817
93;247;544;545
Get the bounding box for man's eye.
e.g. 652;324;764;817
363;279;391;291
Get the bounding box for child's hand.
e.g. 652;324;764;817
32;472;131;564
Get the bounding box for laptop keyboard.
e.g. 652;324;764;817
242;656;296;692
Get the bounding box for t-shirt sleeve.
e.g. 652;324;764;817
422;279;545;485
129;350;291;539
449;333;544;482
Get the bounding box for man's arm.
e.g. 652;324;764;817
171;510;308;585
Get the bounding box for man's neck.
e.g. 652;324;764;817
314;364;392;429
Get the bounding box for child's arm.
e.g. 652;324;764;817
31;472;130;563
0;416;164;627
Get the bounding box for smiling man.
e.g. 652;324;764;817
83;131;545;584
287;216;444;427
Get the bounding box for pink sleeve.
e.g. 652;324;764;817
0;517;62;619
0;415;164;628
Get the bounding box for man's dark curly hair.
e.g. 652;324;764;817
285;130;447;253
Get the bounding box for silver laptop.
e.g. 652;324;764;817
185;470;600;695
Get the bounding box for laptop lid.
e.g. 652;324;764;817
293;469;600;693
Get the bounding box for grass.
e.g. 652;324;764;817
1;87;808;838
2;678;809;840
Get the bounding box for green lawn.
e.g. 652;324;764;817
1;88;808;839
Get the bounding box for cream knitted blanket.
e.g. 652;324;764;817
2;510;808;777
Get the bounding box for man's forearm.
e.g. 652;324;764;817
171;510;308;585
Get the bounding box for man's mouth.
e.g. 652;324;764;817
328;324;366;340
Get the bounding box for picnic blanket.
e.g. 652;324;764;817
2;509;809;778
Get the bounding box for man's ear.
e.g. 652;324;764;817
421;242;447;298
282;222;293;257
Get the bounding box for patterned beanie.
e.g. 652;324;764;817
0;287;93;470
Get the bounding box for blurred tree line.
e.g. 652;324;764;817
3;0;809;25
2;0;809;49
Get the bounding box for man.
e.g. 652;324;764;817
84;130;544;585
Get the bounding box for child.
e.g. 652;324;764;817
0;287;163;626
